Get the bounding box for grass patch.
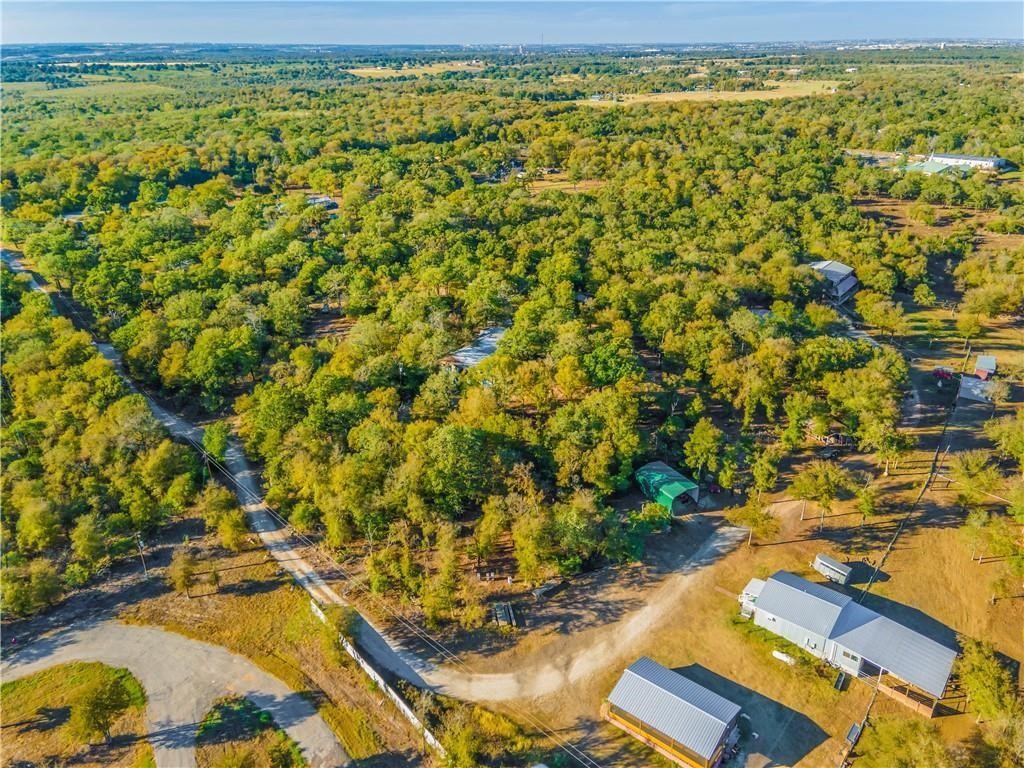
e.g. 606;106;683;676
196;697;306;768
728;614;843;695
0;662;152;768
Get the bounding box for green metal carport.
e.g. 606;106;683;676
635;461;699;514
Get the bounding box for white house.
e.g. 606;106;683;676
740;571;957;716
929;153;1008;171
810;260;858;303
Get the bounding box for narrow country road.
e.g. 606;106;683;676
2;248;746;704
1;621;349;768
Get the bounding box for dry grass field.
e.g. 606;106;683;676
345;61;485;78
579;79;841;106
527;172;606;196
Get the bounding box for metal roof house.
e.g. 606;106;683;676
929;153;1008;171
605;657;741;768
740;571;957;716
635;461;700;514
442;326;508;371
809;260;859;304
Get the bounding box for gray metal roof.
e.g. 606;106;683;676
756;570;852;638
446;326;508;369
809;260;855;284
756;572;957;698
607;657;740;760
814;553;853;577
829;603;956;698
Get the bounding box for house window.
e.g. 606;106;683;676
842;650;860;662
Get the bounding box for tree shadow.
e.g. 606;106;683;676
3;705;71;734
671;664;829;768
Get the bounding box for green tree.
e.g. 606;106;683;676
957;637;1018;724
167;549;197;598
791;460;851;530
202;420;231;463
683;417;724;502
71;514;105;566
725;498;779;546
15;497;61;553
70;675;132;743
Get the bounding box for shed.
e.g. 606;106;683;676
606;657;741;768
902;160;956;176
635;461;699;514
813;553;853;585
974;355;996;380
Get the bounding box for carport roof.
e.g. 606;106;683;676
608;657;740;760
830;603;957;698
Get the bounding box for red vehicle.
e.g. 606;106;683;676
932;366;954;381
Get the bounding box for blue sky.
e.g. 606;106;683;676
3;2;1021;45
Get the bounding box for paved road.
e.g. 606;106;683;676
1;621;349;768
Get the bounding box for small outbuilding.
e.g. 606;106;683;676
605;657;741;768
635;461;700;514
974;355;996;380
813;553;853;585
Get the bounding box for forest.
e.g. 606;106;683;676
2;48;1023;624
2;42;1024;767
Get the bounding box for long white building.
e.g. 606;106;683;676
740;571;957;716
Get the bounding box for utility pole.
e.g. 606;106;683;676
134;532;148;576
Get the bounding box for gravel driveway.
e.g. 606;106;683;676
1;621;350;768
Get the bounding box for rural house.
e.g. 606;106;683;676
929;152;1008;171
739;571;957;716
635;461;700;514
441;326;508;370
604;657;741;768
809;260;858;303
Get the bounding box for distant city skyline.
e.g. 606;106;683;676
3;2;1022;46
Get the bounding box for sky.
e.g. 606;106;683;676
3;1;1022;46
